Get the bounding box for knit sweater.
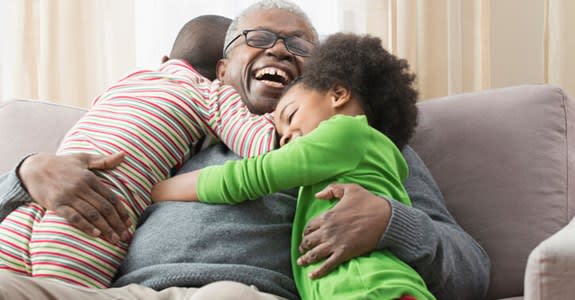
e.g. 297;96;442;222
0;145;490;299
198;115;436;299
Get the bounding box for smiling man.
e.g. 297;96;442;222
0;0;489;299
216;7;315;115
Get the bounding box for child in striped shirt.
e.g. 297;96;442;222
0;15;276;288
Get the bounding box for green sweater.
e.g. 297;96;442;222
199;115;435;300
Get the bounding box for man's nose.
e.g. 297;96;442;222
265;39;293;61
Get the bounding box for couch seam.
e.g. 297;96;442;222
7;99;87;113
557;86;570;224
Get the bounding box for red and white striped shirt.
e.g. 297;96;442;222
59;59;276;216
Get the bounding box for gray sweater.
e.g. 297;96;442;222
0;145;490;299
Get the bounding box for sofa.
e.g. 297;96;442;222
0;84;573;299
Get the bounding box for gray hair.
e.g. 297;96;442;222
223;0;319;54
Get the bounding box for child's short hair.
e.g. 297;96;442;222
170;15;231;80
299;33;419;149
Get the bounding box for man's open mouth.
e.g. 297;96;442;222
254;67;291;88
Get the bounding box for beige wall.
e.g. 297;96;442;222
490;0;545;88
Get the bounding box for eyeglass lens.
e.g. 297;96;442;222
245;30;313;57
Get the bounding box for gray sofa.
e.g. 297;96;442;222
0;84;573;299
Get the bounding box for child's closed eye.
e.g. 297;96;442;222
288;109;297;124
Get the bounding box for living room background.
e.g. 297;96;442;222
0;0;573;108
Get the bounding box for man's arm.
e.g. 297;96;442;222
379;146;490;299
298;146;490;300
0;163;33;222
0;153;132;243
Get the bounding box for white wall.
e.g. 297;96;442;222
134;0;347;69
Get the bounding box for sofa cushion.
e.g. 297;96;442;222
410;85;574;299
0;100;86;173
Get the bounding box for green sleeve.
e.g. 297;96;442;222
198;116;369;204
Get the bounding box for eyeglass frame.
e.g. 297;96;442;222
223;29;315;57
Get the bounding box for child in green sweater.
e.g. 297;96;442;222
152;33;435;300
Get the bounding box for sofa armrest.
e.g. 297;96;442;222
524;218;575;300
411;84;574;299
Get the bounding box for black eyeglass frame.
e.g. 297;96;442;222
223;29;315;57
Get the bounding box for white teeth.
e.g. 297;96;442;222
255;67;289;82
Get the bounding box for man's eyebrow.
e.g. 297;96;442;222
249;26;270;32
250;26;307;37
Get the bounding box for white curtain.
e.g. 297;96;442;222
544;0;575;96
372;0;574;100
0;0;345;107
1;0;573;107
0;0;135;107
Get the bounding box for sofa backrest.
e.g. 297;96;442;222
1;85;573;299
409;85;574;299
0;100;86;173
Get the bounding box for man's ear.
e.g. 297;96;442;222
330;85;352;109
161;55;170;63
216;58;228;81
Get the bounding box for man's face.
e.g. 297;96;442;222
217;8;316;115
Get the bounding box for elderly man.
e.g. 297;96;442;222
0;0;489;299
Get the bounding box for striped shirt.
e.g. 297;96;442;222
59;59;276;217
0;59;277;288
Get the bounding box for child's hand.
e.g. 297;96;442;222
151;170;202;203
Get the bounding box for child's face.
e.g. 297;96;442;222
273;84;336;147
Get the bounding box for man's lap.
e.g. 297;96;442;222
0;272;286;300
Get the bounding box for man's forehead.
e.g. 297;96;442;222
239;9;313;37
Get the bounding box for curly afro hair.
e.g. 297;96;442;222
298;33;418;149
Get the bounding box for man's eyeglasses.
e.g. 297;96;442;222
223;29;315;57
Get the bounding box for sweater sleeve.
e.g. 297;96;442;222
198;116;366;204
378;146;490;300
205;83;276;158
0;161;34;222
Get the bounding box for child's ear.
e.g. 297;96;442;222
330;85;352;109
161;55;170;63
216;58;228;81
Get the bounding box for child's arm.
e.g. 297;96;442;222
151;170;201;202
204;83;277;158
198;116;377;205
154;62;276;159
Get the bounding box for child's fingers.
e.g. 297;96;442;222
85;152;126;170
315;183;345;199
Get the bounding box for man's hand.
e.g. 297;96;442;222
297;183;392;279
18;152;131;243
